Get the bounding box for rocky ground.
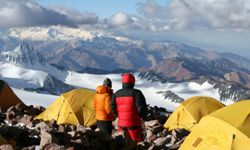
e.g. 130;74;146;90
0;104;189;150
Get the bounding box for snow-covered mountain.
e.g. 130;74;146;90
0;42;46;66
2;26;250;72
7;26;133;42
0;42;68;80
12;88;58;107
0;26;250;106
0;53;236;110
0;62;74;95
10;72;234;111
0;42;74;94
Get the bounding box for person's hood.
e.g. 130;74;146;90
96;85;112;94
122;73;135;89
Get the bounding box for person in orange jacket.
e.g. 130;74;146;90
93;78;114;137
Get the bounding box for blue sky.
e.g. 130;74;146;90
37;0;169;18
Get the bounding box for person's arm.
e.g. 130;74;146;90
110;94;118;116
134;90;148;120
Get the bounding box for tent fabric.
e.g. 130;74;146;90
164;96;224;131
179;100;250;150
0;80;24;112
35;88;96;126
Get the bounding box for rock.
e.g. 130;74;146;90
0;144;14;150
153;137;170;146
71;139;82;144
35;122;50;131
172;128;189;140
52;132;72;147
151;124;164;134
161;129;170;137
147;135;158;143
146;130;153;140
137;141;150;150
24;107;38;116
169;143;181;150
58;125;65;132
95;128;100;132
112;130;124;139
145;120;159;127
5;111;15;121
20;114;33;125
66;147;74;150
148;145;155;150
48;119;58;128
40;130;52;149
7;106;15;113
0;112;6;122
22;145;36;150
14;103;26;110
67;131;76;137
169;136;187;150
76;125;87;133
68;125;76;132
122;140;137;150
169;134;177;145
43;143;65;150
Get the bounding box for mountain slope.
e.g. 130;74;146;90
0;43;74;95
0;26;250;103
139;55;250;101
0;42;46;66
2;26;250;72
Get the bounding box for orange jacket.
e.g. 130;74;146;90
93;85;114;121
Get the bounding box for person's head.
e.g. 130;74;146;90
103;78;112;88
122;73;135;89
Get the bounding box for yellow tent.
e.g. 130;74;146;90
0;80;24;112
0;135;7;146
164;96;224;131
179;100;250;150
35;88;96;126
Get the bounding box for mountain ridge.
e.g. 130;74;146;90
0;26;250;102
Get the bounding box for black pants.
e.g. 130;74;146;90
96;120;113;135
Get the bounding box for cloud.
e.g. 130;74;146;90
105;12;145;31
137;0;170;20
1;0;250;32
136;0;250;31
52;6;99;25
108;13;132;27
169;0;250;30
0;0;98;28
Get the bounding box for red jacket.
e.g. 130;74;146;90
115;96;142;127
93;85;114;121
111;73;148;128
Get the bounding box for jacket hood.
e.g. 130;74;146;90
122;73;135;84
96;85;112;94
122;73;135;88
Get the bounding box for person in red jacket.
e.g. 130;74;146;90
111;73;148;142
93;78;114;137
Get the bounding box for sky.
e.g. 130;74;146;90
37;0;169;19
0;0;250;58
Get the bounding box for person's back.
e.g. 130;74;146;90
93;78;114;137
111;73;148;142
94;85;113;121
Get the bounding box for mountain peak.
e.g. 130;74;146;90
14;42;33;53
0;42;46;66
